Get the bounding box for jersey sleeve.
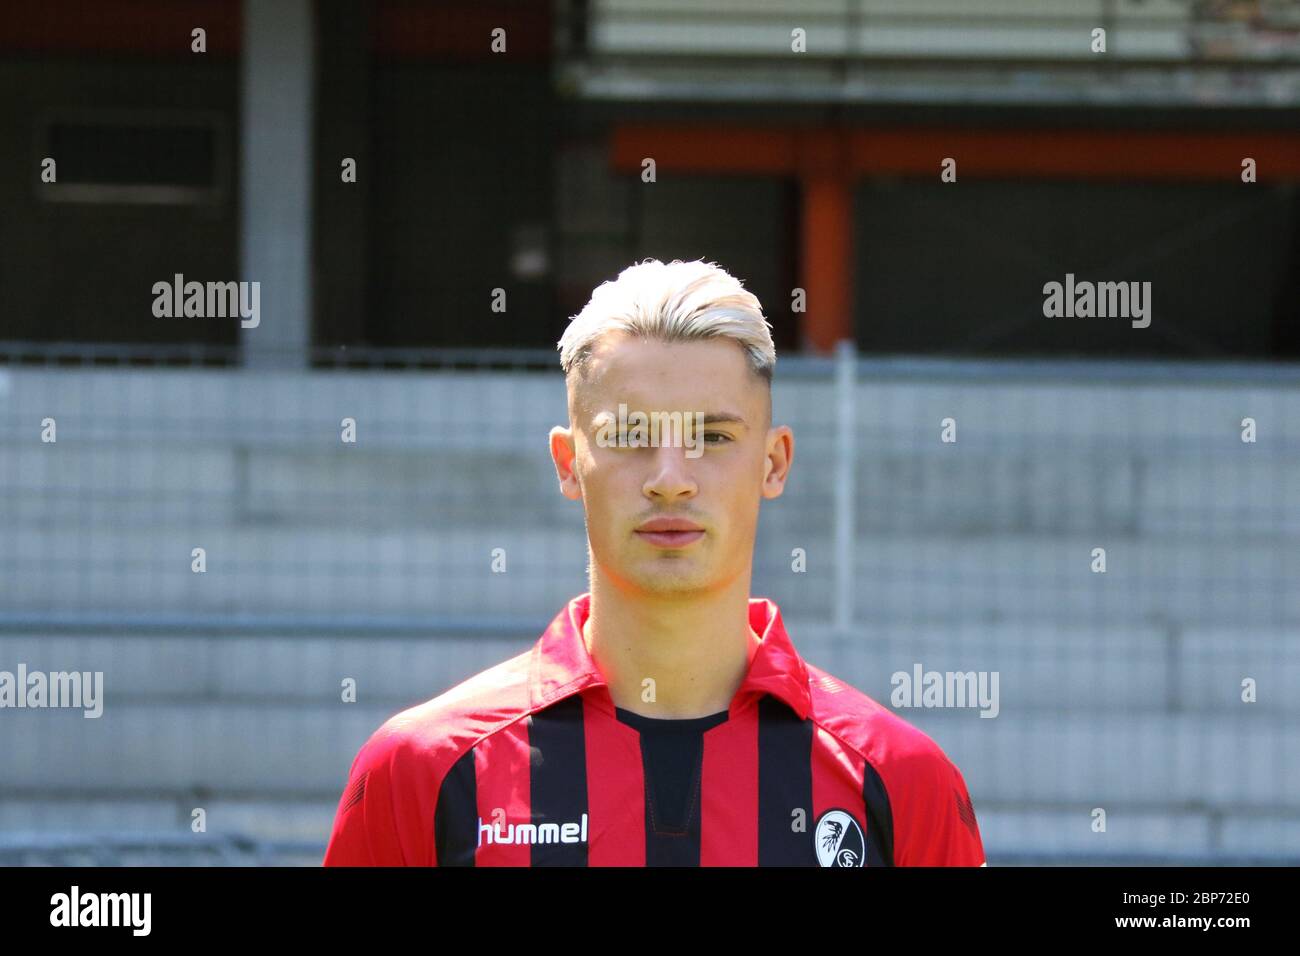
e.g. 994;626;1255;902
893;749;986;867
322;724;439;866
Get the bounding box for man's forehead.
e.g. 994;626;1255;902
568;334;760;415
580;334;752;386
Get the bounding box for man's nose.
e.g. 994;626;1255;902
643;444;697;500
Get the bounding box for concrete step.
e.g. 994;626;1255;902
917;711;1300;808
0;631;531;704
2;626;1295;712
2;799;1296;863
2;704;1296;807
5;527;1298;625
0;703;391;792
0;444;577;531
0;526;589;616
0;796;335;844
810;624;1300;714
977;805;1300;862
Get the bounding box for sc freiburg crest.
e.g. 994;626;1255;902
814;808;865;867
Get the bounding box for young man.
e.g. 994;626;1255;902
323;258;986;867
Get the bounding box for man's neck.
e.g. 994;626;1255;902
582;575;761;720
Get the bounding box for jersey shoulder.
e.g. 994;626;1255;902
804;661;968;787
324;643;539;865
804;661;985;865
351;642;537;786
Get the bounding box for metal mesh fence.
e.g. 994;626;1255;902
2;346;1299;865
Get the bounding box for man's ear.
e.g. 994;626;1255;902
550;425;583;501
761;424;793;499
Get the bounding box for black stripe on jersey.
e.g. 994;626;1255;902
343;771;367;812
757;694;816;865
434;747;478;866
639;733;706;867
955;789;978;836
527;695;589;866
862;758;895;866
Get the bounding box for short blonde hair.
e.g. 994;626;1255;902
558;258;776;383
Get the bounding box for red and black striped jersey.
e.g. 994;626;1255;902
322;592;986;867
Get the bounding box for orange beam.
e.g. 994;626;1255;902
611;127;800;175
798;132;853;352
0;0;240;56
611;126;1300;179
610;122;1300;354
801;173;853;352
374;0;551;61
850;129;1300;180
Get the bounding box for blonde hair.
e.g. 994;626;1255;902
557;258;776;383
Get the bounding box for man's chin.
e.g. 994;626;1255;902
624;565;716;596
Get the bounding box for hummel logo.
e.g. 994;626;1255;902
478;813;589;847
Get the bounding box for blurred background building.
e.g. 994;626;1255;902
0;0;1298;864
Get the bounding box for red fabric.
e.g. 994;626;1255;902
323;592;985;867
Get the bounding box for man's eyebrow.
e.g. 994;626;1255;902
589;409;748;427
700;412;747;426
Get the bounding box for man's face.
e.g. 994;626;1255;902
550;332;793;597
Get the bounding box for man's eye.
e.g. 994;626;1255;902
609;431;730;445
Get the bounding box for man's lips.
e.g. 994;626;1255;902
634;518;705;548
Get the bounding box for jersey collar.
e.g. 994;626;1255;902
530;592;812;721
